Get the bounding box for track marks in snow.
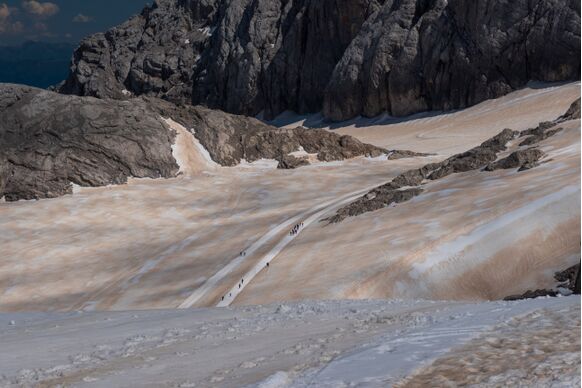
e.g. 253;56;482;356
217;188;375;307
178;187;375;309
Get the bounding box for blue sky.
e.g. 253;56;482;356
0;0;150;45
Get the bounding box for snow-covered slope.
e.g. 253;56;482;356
0;82;579;312
0;296;578;387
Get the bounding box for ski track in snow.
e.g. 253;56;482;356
217;188;377;307
179;186;376;309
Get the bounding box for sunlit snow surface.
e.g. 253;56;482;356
0;82;579;312
0;82;580;387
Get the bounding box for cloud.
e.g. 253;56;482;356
0;3;24;34
72;13;92;23
0;3;10;21
33;21;46;30
21;1;59;17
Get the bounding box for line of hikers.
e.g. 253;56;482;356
289;222;304;236
221;277;247;301
223;220;305;302
220;260;273;302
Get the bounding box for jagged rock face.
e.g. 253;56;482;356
60;0;580;121
60;0;384;119
0;84;179;201
193;0;385;118
324;0;581;120
60;0;220;101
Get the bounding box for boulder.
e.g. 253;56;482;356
485;148;545;171
278;155;310;169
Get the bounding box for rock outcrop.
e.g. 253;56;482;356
485;148;545;172
277;155;310;169
503;263;581;300
60;0;580;121
558;97;581;121
426;129;519;180
0;84;179;201
152;99;399;166
326;128;518;223
0;84;401;201
555;263;581;294
503;289;559;301
326;99;579;223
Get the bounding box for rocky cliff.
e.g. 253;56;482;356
60;0;580;121
323;0;581;120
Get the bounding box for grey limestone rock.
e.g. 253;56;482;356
0;84;396;200
60;0;580;121
0;84;178;201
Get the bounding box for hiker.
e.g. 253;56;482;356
221;296;224;301
241;278;244;284
266;262;269;267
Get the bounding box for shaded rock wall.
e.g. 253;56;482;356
323;0;581;120
60;0;580;121
60;0;384;119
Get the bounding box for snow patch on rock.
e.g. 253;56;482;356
164;117;218;176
